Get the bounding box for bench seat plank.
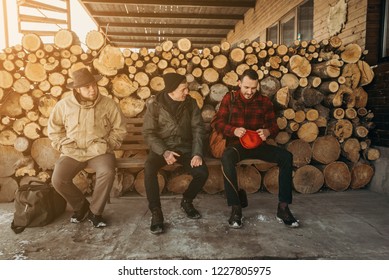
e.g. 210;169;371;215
116;117;273;169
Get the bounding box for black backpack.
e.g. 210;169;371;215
11;181;67;234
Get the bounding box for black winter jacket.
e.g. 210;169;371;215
142;93;205;157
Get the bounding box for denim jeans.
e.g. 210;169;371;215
51;153;116;215
144;151;209;210
221;143;293;206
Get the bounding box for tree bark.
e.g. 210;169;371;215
293;165;324;193
287;139;312;168
203;166;224;194
237;165;262;194
30;138;61;170
349;161;374;189
312;135;341;164
0;145;24;177
323;161;351;191
0;177;18;202
263;166;279;195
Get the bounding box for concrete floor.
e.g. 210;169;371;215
0;189;388;260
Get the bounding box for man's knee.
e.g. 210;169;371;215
221;148;238;166
278;149;293;165
51;174;72;190
144;160;159;176
97;167;116;179
283;150;293;162
195;165;209;180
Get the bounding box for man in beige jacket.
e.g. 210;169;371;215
48;67;126;228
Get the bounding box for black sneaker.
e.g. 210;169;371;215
88;212;107;228
228;205;242;229
150;207;164;234
181;199;201;219
70;199;90;223
276;203;299;228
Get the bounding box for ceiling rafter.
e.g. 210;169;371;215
107;32;225;38
81;0;256;8
91;11;244;20
110;38;221;44
99;22;234;30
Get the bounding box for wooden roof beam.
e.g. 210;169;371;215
116;43;216;49
18;14;67;25
18;0;68;13
99;22;234;30
81;0;256;8
106;32;225;38
20;30;58;36
92;11;243;20
110;38;221;44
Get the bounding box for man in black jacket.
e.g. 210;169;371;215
142;73;209;234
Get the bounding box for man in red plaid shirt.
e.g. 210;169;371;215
211;69;299;229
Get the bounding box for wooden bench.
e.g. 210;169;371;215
115;117;276;195
116;117;273;168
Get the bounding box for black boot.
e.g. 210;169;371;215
150;207;164;234
228;205;242;229
276;203;299;228
181;199;201;219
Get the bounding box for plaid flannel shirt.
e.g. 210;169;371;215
211;90;279;146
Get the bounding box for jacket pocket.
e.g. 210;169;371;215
61;142;77;154
88;141;108;156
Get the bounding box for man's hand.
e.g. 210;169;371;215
256;129;270;141
190;155;203;168
234;127;246;138
163;150;180;165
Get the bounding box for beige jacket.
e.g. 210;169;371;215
48;92;126;162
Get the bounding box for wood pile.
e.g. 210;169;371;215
0;29;379;201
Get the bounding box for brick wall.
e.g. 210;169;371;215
365;63;389;147
226;0;304;44
227;0;368;50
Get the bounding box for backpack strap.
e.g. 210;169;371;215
227;91;235;124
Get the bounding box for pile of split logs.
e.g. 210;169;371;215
0;29;380;201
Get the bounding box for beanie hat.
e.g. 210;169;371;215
163;73;186;93
240;130;263;149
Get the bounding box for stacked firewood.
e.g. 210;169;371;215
0;29;379;201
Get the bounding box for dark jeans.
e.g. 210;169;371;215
221;143;293;206
144;151;209;210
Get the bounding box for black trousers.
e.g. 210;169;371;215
221;143;293;206
144;151;209;210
